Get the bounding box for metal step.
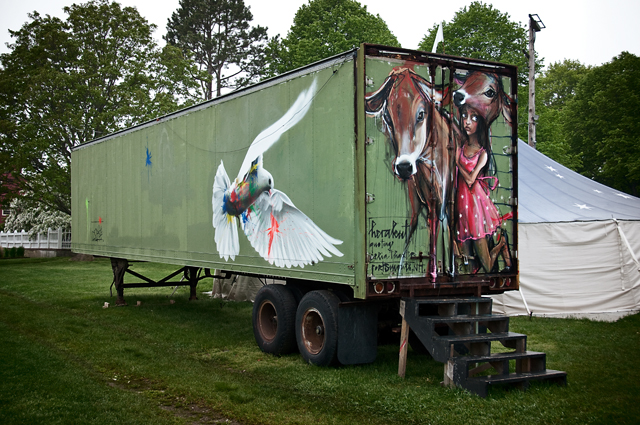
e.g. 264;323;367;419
416;313;507;321
453;350;547;368
463;369;568;397
415;314;511;337
409;297;493;317
432;332;526;362
450;351;548;383
422;314;509;328
412;296;492;305
436;331;526;346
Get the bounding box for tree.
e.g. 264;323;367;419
534;59;590;170
271;0;400;74
418;2;540;140
0;0;201;217
166;0;269;99
419;2;533;75
3;194;71;236
563;52;640;195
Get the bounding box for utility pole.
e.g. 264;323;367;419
528;14;545;149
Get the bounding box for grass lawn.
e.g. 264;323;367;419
1;257;639;424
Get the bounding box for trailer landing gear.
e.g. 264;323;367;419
109;258;225;304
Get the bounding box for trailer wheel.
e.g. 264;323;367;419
252;285;297;355
296;290;340;366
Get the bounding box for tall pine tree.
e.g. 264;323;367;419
165;0;268;99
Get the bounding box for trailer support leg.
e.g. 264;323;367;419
110;258;129;306
398;299;409;377
398;316;410;378
108;259;217;302
188;266;199;301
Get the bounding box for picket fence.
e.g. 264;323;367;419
0;228;71;249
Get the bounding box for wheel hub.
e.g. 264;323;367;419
258;300;278;342
301;308;325;355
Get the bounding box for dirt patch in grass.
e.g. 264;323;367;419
159;403;240;424
107;374;243;425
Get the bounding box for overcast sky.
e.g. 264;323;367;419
1;0;639;69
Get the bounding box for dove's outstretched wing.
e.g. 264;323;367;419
241;189;343;268
236;78;318;182
212;161;239;260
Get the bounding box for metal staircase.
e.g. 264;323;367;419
402;297;567;397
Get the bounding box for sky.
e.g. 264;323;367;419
0;0;639;69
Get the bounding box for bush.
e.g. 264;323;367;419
16;246;25;257
8;247;17;258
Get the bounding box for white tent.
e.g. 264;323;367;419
491;140;640;321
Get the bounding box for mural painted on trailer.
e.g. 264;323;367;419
365;64;514;280
211;78;344;269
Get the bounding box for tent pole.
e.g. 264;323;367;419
519;287;531;316
614;219;640;291
614;219;640;273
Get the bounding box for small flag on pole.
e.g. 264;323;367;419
432;22;444;53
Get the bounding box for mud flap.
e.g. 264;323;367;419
337;302;379;365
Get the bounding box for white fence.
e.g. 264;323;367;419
0;228;71;249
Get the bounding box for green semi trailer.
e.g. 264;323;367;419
73;45;565;394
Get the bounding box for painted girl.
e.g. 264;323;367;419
455;106;511;273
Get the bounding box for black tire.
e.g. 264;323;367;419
295;290;340;366
252;285;297;355
287;285;305;305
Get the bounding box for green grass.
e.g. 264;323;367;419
1;257;639;424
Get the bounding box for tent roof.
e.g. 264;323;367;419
518;139;640;223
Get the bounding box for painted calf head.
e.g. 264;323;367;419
452;71;513;126
365;68;439;181
365;66;457;221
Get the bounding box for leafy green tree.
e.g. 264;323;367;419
0;0;201;216
535;59;590;170
419;2;540;140
271;0;400;74
166;0;269;99
419;2;533;75
563;52;640;195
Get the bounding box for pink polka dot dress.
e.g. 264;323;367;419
456;145;502;242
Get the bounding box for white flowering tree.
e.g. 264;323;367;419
3;196;70;237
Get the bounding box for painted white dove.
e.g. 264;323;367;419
212;78;343;268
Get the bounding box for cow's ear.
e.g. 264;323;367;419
434;85;451;107
411;75;434;103
365;75;397;115
501;92;514;124
453;72;467;87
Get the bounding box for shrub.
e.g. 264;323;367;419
16;246;25;257
8;247;17;258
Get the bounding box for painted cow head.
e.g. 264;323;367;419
365;68;438;181
452;71;513;126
